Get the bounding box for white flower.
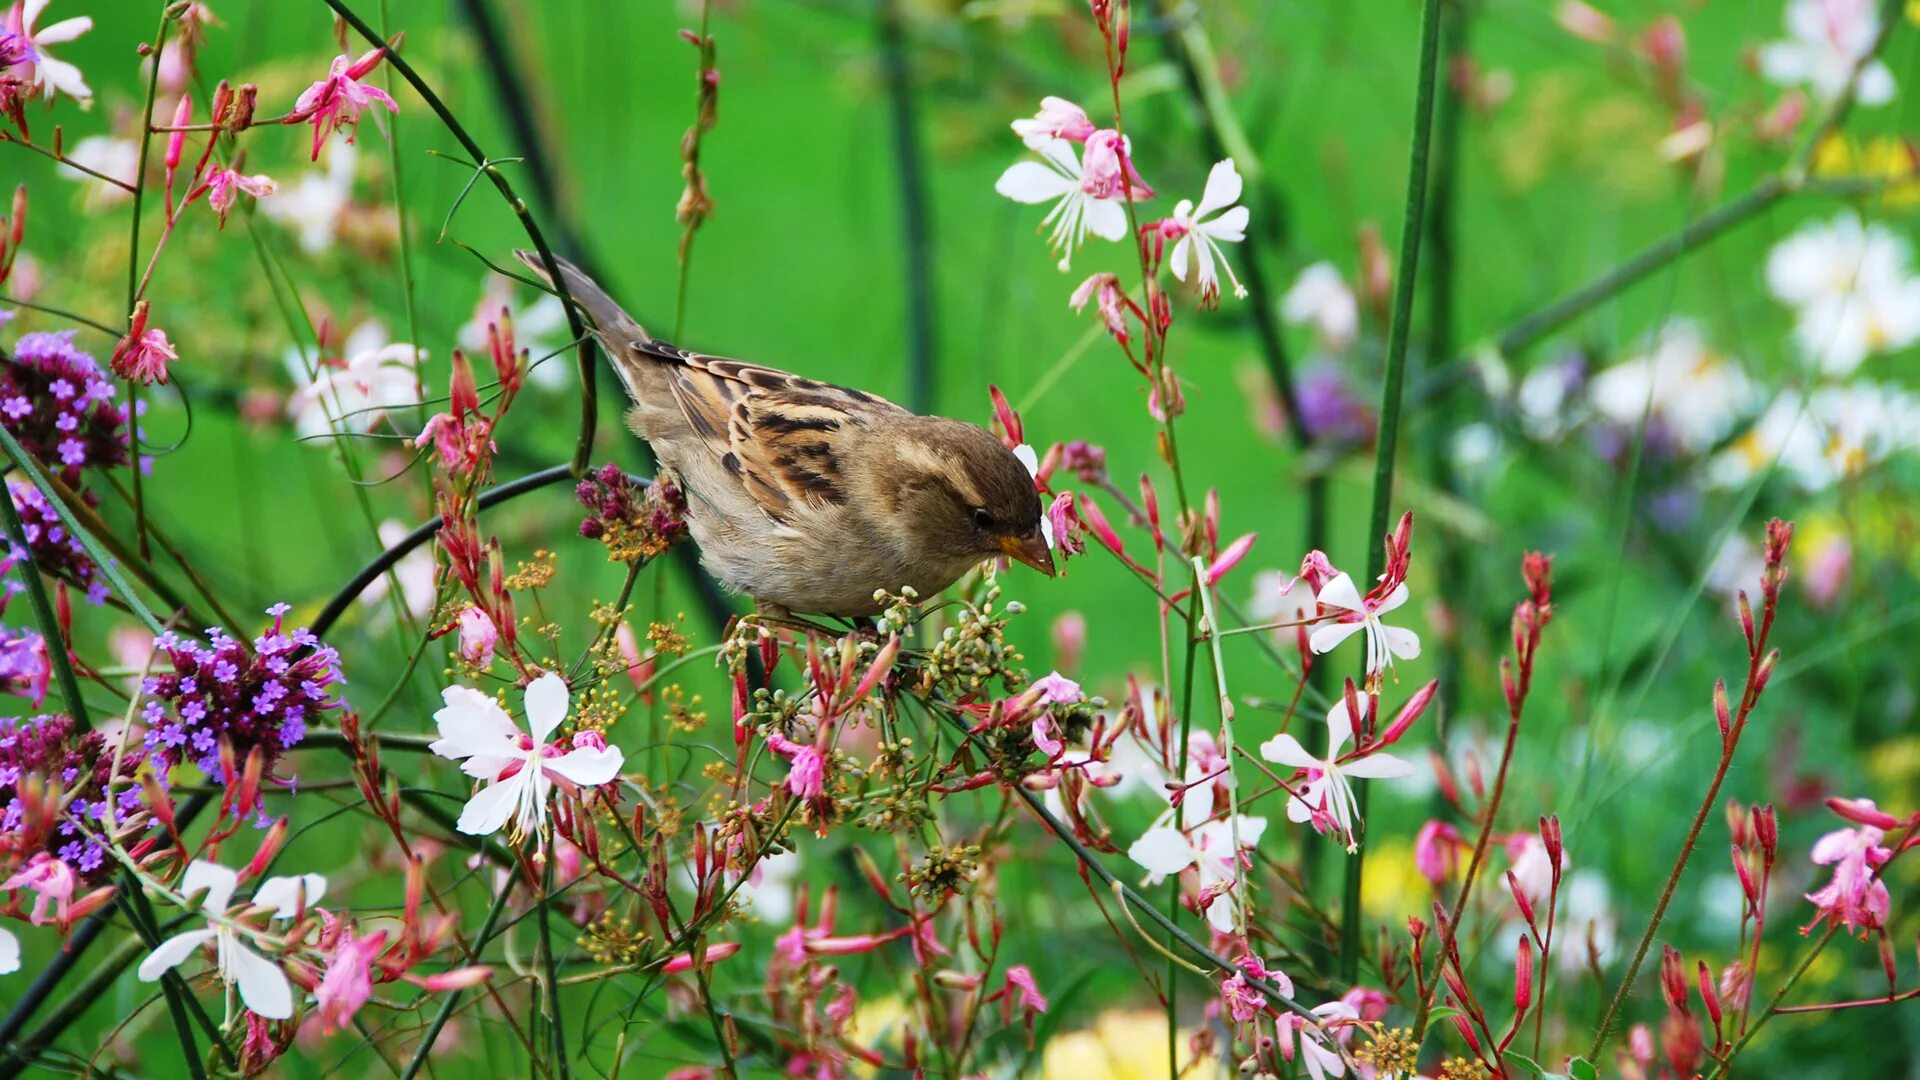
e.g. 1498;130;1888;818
1307;572;1421;681
1281;262;1358;352
1259;697;1413;852
735;848;801;924
995;136;1130;271
459;276;571;390
1758;0;1896;106
1166;159;1251;304
285;319;423;439
430;673;625;841
1765;212;1920;375
1277;1001;1359;1080
0;926;17;974
1127;815;1268;932
8;0;93;102
1710;382;1920;490
1587;321;1753;453
136;860;325;1020
361;520;436;619
262;142;357;254
55;136;137;209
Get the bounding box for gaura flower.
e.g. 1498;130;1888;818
1157;159;1251;306
109;305;176;385
288;47;398;161
5;0;94;103
996;136;1136;271
284;319;423;439
764;731;826;800
136;860;326;1020
1259;697;1413;852
1011;96;1095;147
1586;321;1754;455
1281;262;1359;352
1275;1001;1358;1080
204;167;276;227
1759;0;1896;106
1308;572;1421;682
1802;800;1895;937
1127;814;1268;932
1764;212;1920;374
54;136;137;208
429;673;625;841
1;852;74;924
261;141;356;254
452;604;498;668
313;923;386;1034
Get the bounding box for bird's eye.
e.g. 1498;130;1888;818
970;508;996;531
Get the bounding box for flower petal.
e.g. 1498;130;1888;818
996;162;1075;204
1308;620;1363;655
1316;572;1365;614
1084;197;1129;242
252;873;328;919
1127;826;1196;878
0;927;17;975
229;943;295;1019
523;672;571;743
456;774;527;836
33;14;92;43
136;929;217;981
1201;205;1250;243
181;860;238;912
430;685;521;772
543;745;625;788
1340;752;1415;780
1380;624;1422;661
1195;159;1244;219
1258;733;1317;769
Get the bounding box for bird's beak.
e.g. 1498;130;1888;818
1000;531;1057;577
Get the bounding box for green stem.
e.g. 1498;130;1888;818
124;13;171;561
399;871;519;1080
1343;0;1445;986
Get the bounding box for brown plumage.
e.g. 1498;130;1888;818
514;251;1054;618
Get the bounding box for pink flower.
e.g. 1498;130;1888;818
314;926;387;1034
1011;96;1095;146
1051;610;1086;673
204;168;276;227
1070;272;1133;344
1414;820;1464;885
110;304;177;385
1220;969;1266;1023
1030;713;1063;758
661;941;741;973
453;604;498;668
288;47;398;161
1079;129;1154;201
1028;671;1082;705
1043;491;1085;560
766;732;825;800
1003;965;1047;1013
1;852;74;925
5;0;94;103
1802;806;1894;937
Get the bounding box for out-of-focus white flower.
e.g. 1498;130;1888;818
1515;355;1588;440
1587;321;1753;453
361;520;436;619
459;276;571;389
735;848;801;925
1758;0;1896;106
996;136;1133;271
1558;870;1619;972
7;0;94;103
1280;262;1359;353
55;136;137;208
262;142;357;254
1704;532;1765;599
1710;382;1920;490
1765;212;1920;375
0;926;16;974
285;319;423;439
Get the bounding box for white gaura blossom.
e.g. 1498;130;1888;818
430;673;625;841
995;136;1131;270
1127;815;1269;933
1280;262;1359;353
1710;382;1920;490
136;860;326;1020
262;141;357;254
1765;212;1920;375
1308;572;1421;682
1165;159;1251;305
7;0;94;102
1259;697;1413;852
285;319;423;439
1758;0;1896;106
1587;321;1754;453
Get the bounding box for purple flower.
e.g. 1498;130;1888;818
1;330;130;489
1294;365;1376;447
0;713;152;888
8;482;111;605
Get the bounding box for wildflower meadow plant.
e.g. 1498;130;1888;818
0;0;1916;1077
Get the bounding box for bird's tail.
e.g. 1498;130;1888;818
511;249;651;347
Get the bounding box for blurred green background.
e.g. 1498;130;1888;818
6;0;1920;1075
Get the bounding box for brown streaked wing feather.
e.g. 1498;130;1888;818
638;341;906;523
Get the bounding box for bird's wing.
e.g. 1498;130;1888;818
636;341;907;523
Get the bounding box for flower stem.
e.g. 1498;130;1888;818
1344;0;1446;986
399;871;519;1080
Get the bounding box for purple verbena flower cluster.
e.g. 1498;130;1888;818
0;539;50;706
8;481;109;604
141;604;344;779
0;713;150;884
0;329;135;489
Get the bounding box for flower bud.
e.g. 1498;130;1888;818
1713;678;1732;744
1696;960;1723;1027
1376;680;1439;748
1515;935;1534;1012
1827;796;1900;831
165;95;191;171
1659;945;1690;1015
1752;804;1778;861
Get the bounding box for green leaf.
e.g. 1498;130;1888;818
1567;1057;1600;1080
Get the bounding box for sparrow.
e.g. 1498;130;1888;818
514;251;1055;619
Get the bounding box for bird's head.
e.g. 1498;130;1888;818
887;419;1055;579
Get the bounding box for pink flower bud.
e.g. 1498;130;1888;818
1827;796;1901;831
661;941;740;973
454;604;498;668
1376;680;1438;748
1696;960;1723;1027
1515;935;1534;1012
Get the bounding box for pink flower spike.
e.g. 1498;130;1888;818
1011;96;1095;147
1801;822;1893;938
288;48;399;161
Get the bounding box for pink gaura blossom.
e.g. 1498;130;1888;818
110;304;177;385
452;604;498;668
288;47;398;161
1011;96;1094;146
1043;491;1085;559
1414;819;1465;885
204;167;276;227
1;852;74;925
5;0;93;103
1802;800;1896;937
1070;271;1132;344
1028;671;1082;705
766;731;826;800
314;925;387;1034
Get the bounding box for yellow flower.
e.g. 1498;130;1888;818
1810;134;1920;208
1040;1009;1228;1080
